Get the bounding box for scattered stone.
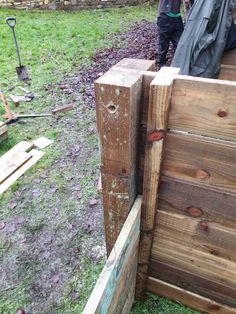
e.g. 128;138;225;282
8;202;17;209
89;198;98;206
0;221;5;230
16;308;25;314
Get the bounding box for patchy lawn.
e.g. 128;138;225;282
0;5;199;314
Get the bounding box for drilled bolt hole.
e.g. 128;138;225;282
107;104;117;113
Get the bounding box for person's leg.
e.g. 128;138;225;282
170;16;184;54
156;15;172;68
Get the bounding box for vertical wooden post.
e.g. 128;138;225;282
135;67;179;299
95;68;143;256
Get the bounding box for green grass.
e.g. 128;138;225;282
0;5;199;314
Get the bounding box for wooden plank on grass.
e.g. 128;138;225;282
0;149;44;195
136;67;179;299
0;141;34;157
0;151;32;184
162;132;236;193
147;277;236;314
95;68;143;255
83;195;142;314
168;75;236;141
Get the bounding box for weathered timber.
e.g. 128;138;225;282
154;210;236;262
0;149;44;195
149;260;236;307
83;196;142;314
136;67;179;299
168;76;236;141
151;237;236;290
218;64;236;81
111;58;155;71
162;132;236;193
221;48;236;66
138;72;157;194
0;151;32;184
1;141;34;155
158;176;236;227
95;69;143;255
0;122;8;143
147;277;236;314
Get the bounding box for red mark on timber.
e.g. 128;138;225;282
147;130;165;142
187;207;203;218
196;169;210;180
199;221;208;231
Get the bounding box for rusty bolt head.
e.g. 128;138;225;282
187;207;203;218
196;169;210;180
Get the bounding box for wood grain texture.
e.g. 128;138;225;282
95;68;143;255
138;72;156;194
158;176;236;227
149;260;236;307
0;149;44;195
147;277;236;314
154;209;236;262
0;151;32;184
218;64;236;81
111;58;155;71
221;48;236;66
169;75;236;141
136;67;179;299
83;196;142;314
162;132;236;193
0;141;34;157
151;236;236;290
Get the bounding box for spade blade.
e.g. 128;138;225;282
16;65;29;81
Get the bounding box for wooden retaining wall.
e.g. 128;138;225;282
84;54;236;313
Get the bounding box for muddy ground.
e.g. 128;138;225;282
0;20;173;313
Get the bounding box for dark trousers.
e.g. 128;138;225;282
156;14;184;67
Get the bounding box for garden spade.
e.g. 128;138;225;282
6;17;29;81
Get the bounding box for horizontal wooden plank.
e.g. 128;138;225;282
147;277;236;314
0;149;44;195
162;132;236;193
158;176;236;227
0;141;34;158
218;64;236;81
221;49;236;66
151;236;236;289
0;151;32;184
149;260;236;307
169;76;236;141
154;209;236;262
0;132;8;143
83;195;142;314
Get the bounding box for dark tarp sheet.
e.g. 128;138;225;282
172;0;236;78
